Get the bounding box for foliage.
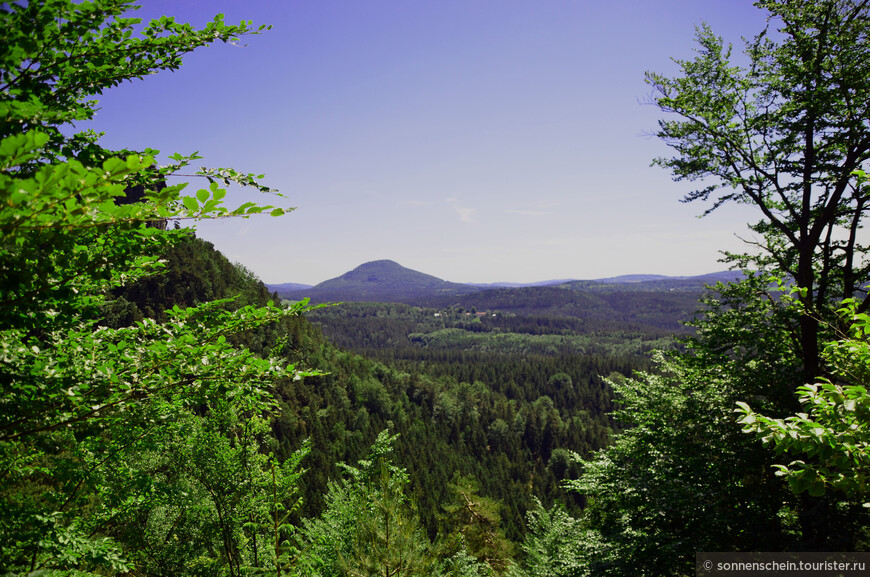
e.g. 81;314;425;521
439;474;514;575
564;2;870;573
0;1;319;575
1;0;265;161
648;0;870;379
295;431;433;577
507;499;586;577
0;137;312;575
436;546;495;577
567;342;798;576
738;299;870;501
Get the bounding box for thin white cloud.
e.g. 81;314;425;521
453;205;477;223
446;198;477;223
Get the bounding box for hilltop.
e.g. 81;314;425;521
267;259;738;306
271;259;477;303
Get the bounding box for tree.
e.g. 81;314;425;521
2;0;264;166
647;0;870;381
738;298;870;502
565;0;870;567
439;474;514;575
508;499;586;577
296;431;433;577
567;334;798;576
0;2;315;574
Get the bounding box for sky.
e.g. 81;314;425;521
83;0;772;285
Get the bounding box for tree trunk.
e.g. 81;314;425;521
797;249;820;385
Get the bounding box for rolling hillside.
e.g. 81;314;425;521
268;260;730;332
268;259;733;310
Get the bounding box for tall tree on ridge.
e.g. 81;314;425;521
647;0;870;381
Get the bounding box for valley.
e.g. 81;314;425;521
7;1;870;573
260;258;723;540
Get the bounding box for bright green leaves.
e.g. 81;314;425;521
158;152;294;219
0;298;314;442
0;130;50;166
178;180;294;219
0;0;269;156
182;195;199;212
737;380;870;500
0;165;313;572
0;1;314;572
138;406;310;577
0;133;293;238
198;166;279;194
512;499;587;577
737;301;870;503
0;135;158;234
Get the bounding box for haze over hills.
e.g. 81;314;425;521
466;279;577;288
267;259;740;305
568;270;743;292
266;282;313;292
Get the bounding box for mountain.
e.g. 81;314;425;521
589;274;671;283
466;279;576;288
267;282;312;292
565;270;744;292
270;259;478;303
267;260;739;304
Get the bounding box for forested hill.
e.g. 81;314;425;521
269;259;733;330
420;286;702;333
272;259;478;303
109;235;640;545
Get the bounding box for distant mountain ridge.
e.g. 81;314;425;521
272;260;476;303
267;282;313;292
567;270;743;292
267;259;738;304
466;279;576;288
589;271;741;284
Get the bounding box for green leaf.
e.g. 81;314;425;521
182;196;199;212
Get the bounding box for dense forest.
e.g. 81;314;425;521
306;300;683;358
111;235;642;542
3;1;870;576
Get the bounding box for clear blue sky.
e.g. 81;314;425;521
84;0;769;285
